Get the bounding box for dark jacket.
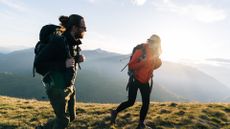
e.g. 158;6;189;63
35;32;81;87
62;32;82;86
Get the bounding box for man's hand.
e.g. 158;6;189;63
66;58;75;68
76;55;85;63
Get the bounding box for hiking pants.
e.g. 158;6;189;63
46;86;76;129
116;79;150;122
43;71;76;129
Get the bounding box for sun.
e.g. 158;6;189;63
158;27;209;62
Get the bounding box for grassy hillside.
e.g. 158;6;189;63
1;96;230;129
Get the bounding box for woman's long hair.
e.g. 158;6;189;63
147;35;162;56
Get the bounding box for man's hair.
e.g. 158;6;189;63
59;14;84;30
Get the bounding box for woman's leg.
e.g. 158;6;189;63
116;81;138;112
138;82;150;123
111;80;139;124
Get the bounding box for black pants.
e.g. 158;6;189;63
116;79;150;122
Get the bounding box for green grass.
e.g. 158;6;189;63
0;96;230;129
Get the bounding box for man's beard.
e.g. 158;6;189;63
74;32;83;39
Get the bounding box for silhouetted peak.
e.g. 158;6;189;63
95;48;107;53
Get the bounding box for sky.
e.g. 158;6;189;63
0;0;230;61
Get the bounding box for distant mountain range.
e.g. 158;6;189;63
0;47;11;54
178;58;230;90
206;58;230;63
0;48;229;102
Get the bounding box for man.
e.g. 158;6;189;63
35;14;86;129
111;34;162;129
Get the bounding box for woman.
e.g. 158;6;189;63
111;34;162;129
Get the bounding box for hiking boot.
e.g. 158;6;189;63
35;125;44;129
136;122;152;129
111;109;117;125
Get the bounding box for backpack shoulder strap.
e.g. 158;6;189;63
130;43;146;61
121;43;146;73
33;41;43;77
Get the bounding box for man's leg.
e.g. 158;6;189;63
47;88;70;129
68;86;76;121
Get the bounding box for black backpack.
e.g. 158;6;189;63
128;44;146;76
120;43;146;73
33;24;61;77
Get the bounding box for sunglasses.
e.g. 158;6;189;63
79;26;87;31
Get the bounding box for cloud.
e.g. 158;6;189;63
185;5;226;23
0;0;27;12
152;0;227;23
131;0;147;6
88;0;96;3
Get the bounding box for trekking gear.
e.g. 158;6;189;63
63;34;83;68
128;44;146;75
150;76;153;94
125;44;150;91
120;56;130;62
75;40;82;68
120;44;146;72
33;24;83;77
33;24;61;77
35;125;44;129
136;122;152;129
115;79;151;125
120;63;128;72
110;110;117;125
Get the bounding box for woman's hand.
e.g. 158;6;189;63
153;57;162;69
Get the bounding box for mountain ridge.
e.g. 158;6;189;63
0;48;230;102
